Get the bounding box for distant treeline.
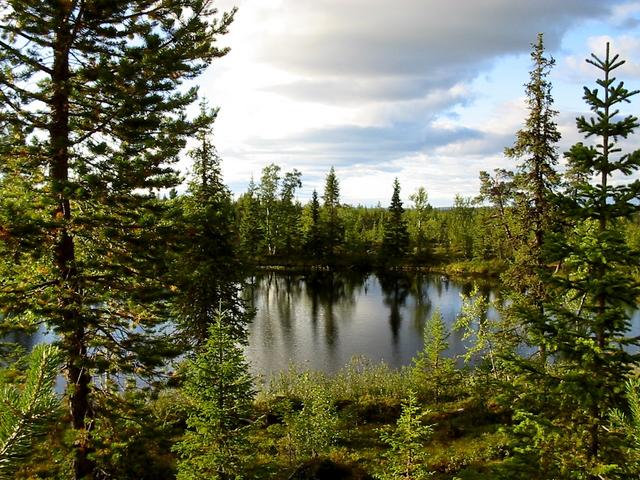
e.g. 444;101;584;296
205;163;640;269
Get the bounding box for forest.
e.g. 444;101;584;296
1;1;640;480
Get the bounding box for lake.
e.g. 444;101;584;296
244;271;496;378
9;270;639;382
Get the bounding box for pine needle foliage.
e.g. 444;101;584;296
322;166;343;259
382;178;410;260
172;101;250;347
0;2;234;477
174;309;254;480
0;344;62;479
610;378;640;474
506;43;640;478
412;308;455;401
376;390;433;480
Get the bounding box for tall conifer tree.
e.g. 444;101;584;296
381;178;409;260
0;2;234;477
173;102;250;346
507;43;640;477
504;33;561;309
322;166;342;259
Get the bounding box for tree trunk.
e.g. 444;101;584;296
51;7;95;479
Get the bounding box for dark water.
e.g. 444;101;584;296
244;271;496;378
10;270;640;382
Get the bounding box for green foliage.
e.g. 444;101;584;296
174;309;255;480
476;169;517;261
505;42;640;477
454;287;496;374
408;187;432;258
412;309;456;401
322;167;343;259
252;163;304;258
301;190;323;258
505;33;561;248
381;178;410;260
0;344;62;479
171;102;250;346
449;195;475;259
237;178;264;261
90;384;183;480
610;378;640;475
279;381;340;465
0;2;235;477
376;391;433;480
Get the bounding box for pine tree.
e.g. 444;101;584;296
610;378;640;474
506;33;561;256
0;2;234;477
303;190;323;258
376;391;433;480
0;345;62;480
412;308;455;401
478;35;561;336
503;33;561;324
174;309;254;480
381;178;409;260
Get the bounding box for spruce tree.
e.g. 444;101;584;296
478;35;560;347
304;190;323;258
506;33;561;256
507;43;640;477
411;308;455;401
172;102;250;346
504;33;561;321
381;178;409;260
376;391;433;480
0;2;234;477
322;166;343;259
174;310;254;480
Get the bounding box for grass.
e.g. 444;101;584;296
250;357;511;479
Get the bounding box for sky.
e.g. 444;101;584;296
194;0;640;207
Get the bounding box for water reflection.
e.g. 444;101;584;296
245;271;484;378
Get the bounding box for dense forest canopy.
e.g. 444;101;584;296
0;1;639;479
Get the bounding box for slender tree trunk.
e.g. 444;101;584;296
51;7;94;479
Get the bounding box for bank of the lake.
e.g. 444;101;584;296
254;254;507;278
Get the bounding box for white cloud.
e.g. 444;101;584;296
196;0;632;206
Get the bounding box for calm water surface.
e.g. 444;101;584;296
244;271;496;378
11;270;640;382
